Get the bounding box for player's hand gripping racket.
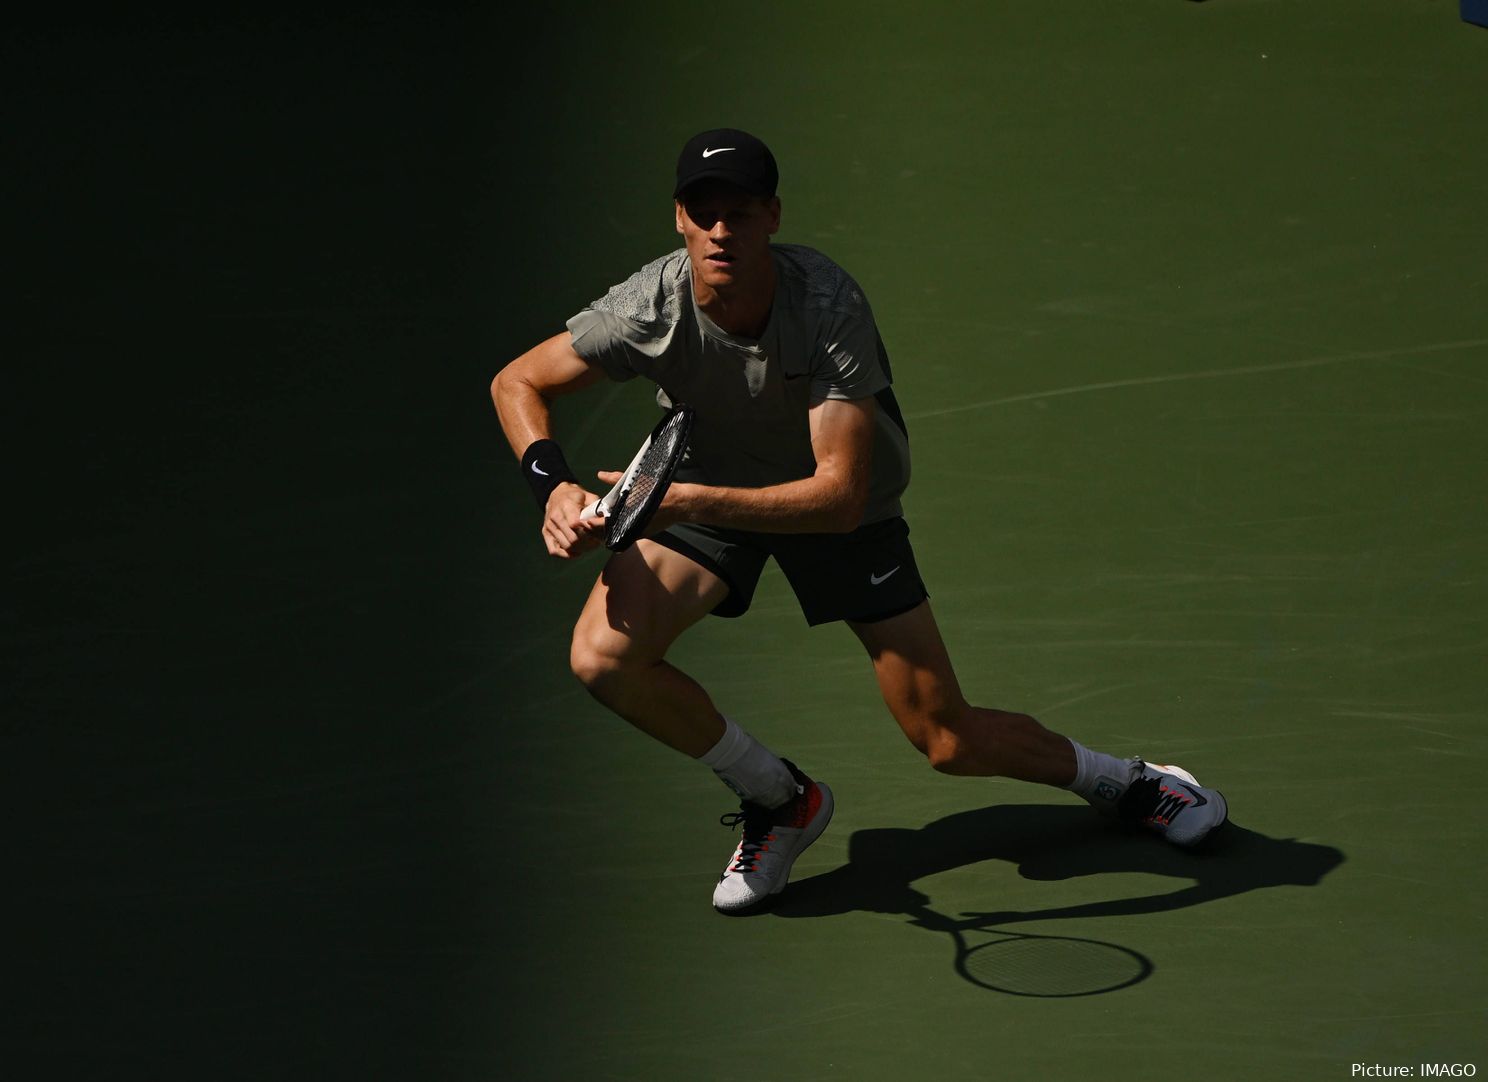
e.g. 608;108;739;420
580;404;695;551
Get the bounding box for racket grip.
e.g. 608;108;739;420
579;497;605;520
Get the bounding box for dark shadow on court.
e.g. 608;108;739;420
773;804;1344;996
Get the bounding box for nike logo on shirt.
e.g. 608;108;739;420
701;147;735;158
869;567;901;586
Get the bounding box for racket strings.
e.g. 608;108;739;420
608;409;692;546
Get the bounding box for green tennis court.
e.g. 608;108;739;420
13;2;1485;1078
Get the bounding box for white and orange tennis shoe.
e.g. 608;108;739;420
1118;759;1228;848
712;760;833;914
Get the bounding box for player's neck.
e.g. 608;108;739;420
693;260;776;340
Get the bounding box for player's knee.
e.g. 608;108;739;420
923;722;968;774
888;702;971;773
921;709;1041;776
569;629;625;696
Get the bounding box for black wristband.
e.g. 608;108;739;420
520;439;579;509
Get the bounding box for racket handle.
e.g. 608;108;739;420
579;497;606;520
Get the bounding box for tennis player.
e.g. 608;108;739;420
493;129;1228;914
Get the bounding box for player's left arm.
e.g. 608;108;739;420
634;396;874;535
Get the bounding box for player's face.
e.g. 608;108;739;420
675;182;781;292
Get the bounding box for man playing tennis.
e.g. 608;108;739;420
493;129;1228;914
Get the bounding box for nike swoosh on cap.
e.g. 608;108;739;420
701;147;735;158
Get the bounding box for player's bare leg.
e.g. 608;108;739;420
569;539;833;909
849;601;1077;784
569;538;730;757
849;601;1227;845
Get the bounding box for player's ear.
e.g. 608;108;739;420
675;200;686;235
765;196;781;235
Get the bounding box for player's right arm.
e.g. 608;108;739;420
492;332;608;559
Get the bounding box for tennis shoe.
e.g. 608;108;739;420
712;760;833;914
1118;759;1228;848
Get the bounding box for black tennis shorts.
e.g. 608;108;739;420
654;516;929;626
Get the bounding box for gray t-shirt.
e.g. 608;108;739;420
566;243;911;524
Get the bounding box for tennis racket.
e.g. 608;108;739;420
908;905;1151;997
580;404;695;551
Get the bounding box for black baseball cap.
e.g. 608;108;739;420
673;128;778;199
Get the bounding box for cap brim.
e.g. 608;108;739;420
673;169;774;199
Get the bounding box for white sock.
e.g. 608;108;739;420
1066;740;1137;813
697;717;797;808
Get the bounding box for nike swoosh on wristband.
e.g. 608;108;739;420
701;147;736;158
869;567;901;586
531;463;549;476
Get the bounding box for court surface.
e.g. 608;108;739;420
12;2;1486;1079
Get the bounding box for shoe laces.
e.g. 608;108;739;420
720;802;776;874
1117;773;1194;827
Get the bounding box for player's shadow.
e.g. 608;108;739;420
773;803;1344;996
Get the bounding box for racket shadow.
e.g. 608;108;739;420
772;803;1344;997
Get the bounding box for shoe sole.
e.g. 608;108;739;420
714;782;835;915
